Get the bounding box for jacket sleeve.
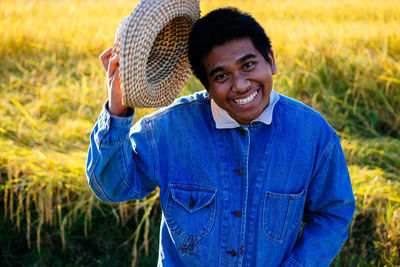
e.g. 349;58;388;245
281;132;355;267
85;102;158;203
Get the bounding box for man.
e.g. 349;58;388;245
86;7;355;266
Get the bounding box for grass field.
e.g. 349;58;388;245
1;0;399;266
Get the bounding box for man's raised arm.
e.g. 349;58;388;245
85;48;158;203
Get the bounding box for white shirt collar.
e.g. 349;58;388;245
210;89;280;129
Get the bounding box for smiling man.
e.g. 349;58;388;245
86;7;355;267
203;38;276;125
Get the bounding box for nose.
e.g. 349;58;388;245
232;73;251;93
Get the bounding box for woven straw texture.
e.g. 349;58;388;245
112;0;200;108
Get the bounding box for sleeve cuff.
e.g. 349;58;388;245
102;100;134;127
95;101;135;146
281;257;303;267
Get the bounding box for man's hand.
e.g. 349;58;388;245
99;47;130;116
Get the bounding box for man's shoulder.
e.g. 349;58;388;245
170;90;210;107
275;93;335;133
276;94;326;121
143;90;210;122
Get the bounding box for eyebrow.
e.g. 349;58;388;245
208;53;257;78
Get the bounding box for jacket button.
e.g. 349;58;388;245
231;211;242;217
238;128;246;136
234;169;244;175
189;198;195;207
226;250;237;257
239;245;244;255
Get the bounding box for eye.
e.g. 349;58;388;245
215;73;229;82
243;62;256;70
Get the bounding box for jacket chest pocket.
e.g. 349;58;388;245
262;189;307;243
165;184;217;242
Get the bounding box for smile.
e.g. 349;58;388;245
234;91;258;105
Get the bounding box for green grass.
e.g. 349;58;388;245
0;0;399;266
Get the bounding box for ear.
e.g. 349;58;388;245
267;50;277;75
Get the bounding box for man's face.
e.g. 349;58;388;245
202;37;277;125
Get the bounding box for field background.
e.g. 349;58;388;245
1;0;399;266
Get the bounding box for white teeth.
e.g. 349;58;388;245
234;91;258;105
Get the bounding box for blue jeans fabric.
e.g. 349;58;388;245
86;91;355;267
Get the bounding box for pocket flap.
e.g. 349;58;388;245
169;184;217;213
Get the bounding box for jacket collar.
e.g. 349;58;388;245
210;89;280;129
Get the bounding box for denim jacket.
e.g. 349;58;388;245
86;91;355;267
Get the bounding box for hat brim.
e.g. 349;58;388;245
113;0;200;108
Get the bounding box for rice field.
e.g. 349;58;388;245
0;0;399;266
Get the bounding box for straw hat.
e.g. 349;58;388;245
112;0;200;108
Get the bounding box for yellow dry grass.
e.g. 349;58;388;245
0;0;399;265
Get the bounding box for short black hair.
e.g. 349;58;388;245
188;7;272;89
